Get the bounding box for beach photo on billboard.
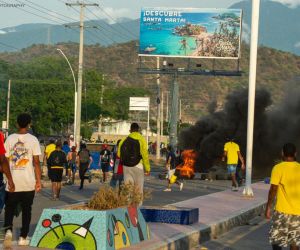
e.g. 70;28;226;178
139;8;243;59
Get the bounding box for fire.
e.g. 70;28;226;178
176;149;197;179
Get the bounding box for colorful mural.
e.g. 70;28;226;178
30;206;150;250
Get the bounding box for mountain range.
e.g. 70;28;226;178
0;0;299;55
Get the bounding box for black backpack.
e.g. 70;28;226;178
101;150;110;163
120;137;142;167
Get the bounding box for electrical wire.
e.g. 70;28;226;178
68;5;117;45
85;7;131;42
96;5;137;40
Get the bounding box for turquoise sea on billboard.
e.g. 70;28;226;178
139;8;242;59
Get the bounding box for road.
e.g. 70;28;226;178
0;165;231;240
194;215;278;250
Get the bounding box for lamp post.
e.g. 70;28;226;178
243;0;261;197
56;48;77;141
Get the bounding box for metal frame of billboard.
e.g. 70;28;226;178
139;7;243;60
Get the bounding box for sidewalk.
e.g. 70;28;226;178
126;182;269;250
1;182;268;250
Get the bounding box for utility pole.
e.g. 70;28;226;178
65;1;99;148
99;75;104;134
179;99;182;121
169;73;179;149
166;91;169;122
160;91;164;137
6;80;11;138
243;0;261;197
156;57;161;159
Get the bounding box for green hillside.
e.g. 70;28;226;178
0;41;299;135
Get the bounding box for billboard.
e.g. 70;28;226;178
139;8;242;59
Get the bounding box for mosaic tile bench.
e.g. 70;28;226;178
140;205;199;225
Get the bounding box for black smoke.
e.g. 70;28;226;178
178;83;300;178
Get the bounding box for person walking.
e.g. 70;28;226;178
99;144;111;183
265;143;300;250
3;113;41;247
164;145;183;192
110;140;124;188
222;138;245;191
62;140;70;179
0;131;15;213
77;144;93;190
47;140;67;200
43;138;56;179
67;146;77;184
118;123;150;201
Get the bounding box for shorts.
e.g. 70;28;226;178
269;210;300;247
48;168;64;182
68;163;77;173
227;164;237;174
101;163;109;173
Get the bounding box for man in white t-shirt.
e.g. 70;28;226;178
3;113;42;247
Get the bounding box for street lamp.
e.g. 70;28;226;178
56;48;77;141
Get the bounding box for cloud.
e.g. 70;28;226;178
271;0;300;8
294;41;300;48
86;7;132;24
242;22;250;43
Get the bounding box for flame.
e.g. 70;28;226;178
176;150;197;179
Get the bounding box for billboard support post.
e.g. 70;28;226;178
156;57;161;159
243;0;261;197
169;72;179;150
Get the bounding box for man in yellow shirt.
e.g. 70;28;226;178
265;143;300;250
43;139;56;177
223;138;245;191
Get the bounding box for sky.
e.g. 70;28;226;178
0;0;237;29
0;0;299;29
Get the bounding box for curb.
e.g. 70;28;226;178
143;201;266;250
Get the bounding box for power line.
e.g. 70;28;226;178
85;7;131;42
0;0;64;26
24;0;78;23
96;5;137;40
69;5;117;44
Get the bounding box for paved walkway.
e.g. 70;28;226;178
126;182;269;250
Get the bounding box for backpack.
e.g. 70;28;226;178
101;150;110;163
79;149;90;164
120;137;142;167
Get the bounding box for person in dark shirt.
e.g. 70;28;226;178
99;144;111;183
47;141;67;200
77;144;93;190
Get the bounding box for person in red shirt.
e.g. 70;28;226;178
0;131;15;192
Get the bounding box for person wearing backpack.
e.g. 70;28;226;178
47;140;67;200
67;146;77;184
99;144;111;183
77;143;93;190
118;123;150;200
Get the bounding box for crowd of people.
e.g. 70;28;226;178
0;113;299;249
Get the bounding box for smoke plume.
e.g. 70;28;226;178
178;82;300;177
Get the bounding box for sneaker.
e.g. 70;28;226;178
163;188;172;192
232;186;239;192
4;230;13;248
179;182;183;191
18;236;30;246
88;175;92;183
